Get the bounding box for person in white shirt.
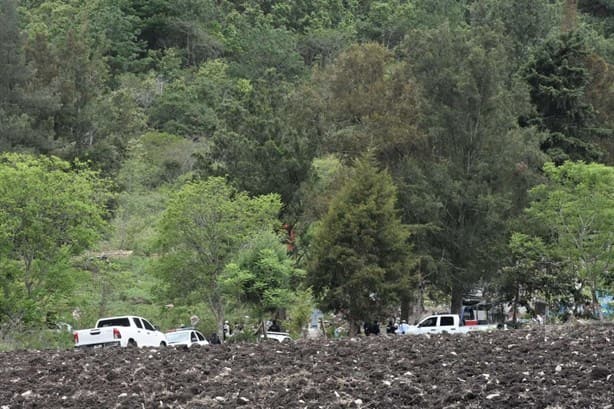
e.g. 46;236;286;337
396;320;410;334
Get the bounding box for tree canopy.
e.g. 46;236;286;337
0;153;111;324
155;177;282;338
2;0;614;343
307;156;415;332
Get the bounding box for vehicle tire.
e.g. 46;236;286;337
128;339;137;348
160;341;167;347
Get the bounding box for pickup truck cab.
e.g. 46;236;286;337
73;316;167;348
399;314;501;336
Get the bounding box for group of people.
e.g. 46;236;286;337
363;321;381;336
361;319;411;335
394;320;411;334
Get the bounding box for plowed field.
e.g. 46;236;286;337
1;324;612;408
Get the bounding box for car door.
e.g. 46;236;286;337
195;331;209;346
141;318;157;346
439;316;457;333
417;316;438;334
132;317;145;344
189;331;198;347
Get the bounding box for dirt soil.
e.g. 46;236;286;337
1;324;613;408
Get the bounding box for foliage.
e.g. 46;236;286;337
525;161;614;317
221;231;304;324
499;233;563;318
155;177;282;337
2;0;614;346
524;31;604;164
285;288;314;338
307;155;415;332
0;153;112;325
314;42;423;164
469;0;560;66
404;23;544;312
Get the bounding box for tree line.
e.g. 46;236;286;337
1;0;613;338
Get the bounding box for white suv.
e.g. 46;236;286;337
165;328;209;347
261;331;293;343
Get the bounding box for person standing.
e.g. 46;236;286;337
223;320;231;340
386;320;397;334
370;321;380;335
396;320;410;334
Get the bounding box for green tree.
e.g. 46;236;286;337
307;156;414;334
0;0;40;152
405;24;544;314
585;54;614;165
499;233;558;323
578;0;614;37
155;177;281;340
524;31;603;164
315;42;423;163
469;0;560;66
0;153;111;325
110;132;207;252
526;161;614;319
221;230;304;336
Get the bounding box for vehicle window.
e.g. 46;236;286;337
463;309;475;320
98;318;130;327
166;332;189;343
196;332;205;341
133;318;143;329
142;319;155;331
440;316;454;326
191;332;198;342
418;317;437;327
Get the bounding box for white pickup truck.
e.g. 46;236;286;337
397;314;502;335
73;316;167;348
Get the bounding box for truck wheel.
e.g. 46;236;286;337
160;341;167;347
128;339;138;348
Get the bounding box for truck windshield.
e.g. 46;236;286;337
97;318;131;327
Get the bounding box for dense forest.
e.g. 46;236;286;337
1;0;613;347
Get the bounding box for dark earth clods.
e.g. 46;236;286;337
1;323;613;408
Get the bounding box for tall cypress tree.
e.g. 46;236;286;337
307;155;415;334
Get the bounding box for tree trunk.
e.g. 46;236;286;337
348;319;361;336
512;282;519;324
400;297;411;322
591;287;603;320
450;285;464;318
208;292;225;344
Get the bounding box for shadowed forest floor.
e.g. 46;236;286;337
0;324;612;408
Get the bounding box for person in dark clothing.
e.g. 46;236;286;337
363;321;371;336
370;321;380;335
209;333;221;344
268;320;281;332
386;320;397;334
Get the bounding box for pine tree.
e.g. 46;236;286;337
307;155;415;334
0;0;26;108
524;31;603;163
0;0;37;152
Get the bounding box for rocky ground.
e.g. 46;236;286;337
0;323;612;408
